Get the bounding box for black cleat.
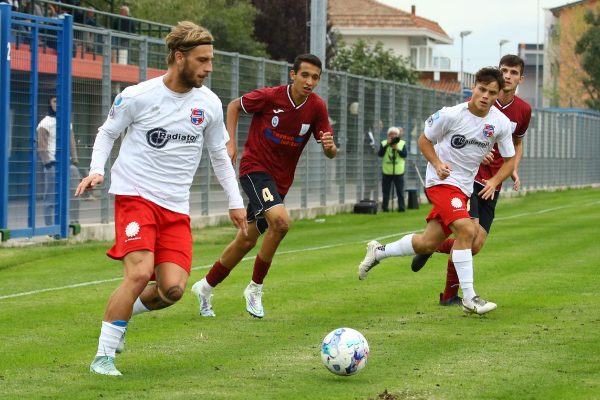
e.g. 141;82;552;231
439;293;463;306
411;253;433;272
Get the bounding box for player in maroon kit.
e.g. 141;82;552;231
411;55;532;306
191;54;337;318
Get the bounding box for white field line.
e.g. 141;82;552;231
1;200;598;301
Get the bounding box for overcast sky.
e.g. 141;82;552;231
378;0;571;73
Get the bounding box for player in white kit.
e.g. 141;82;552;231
76;21;247;376
357;67;515;315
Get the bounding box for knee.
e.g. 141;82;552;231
457;224;476;242
160;285;185;304
269;216;289;238
238;235;258;252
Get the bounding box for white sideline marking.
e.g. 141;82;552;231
1;200;598;301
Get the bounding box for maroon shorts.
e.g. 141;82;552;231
107;195;192;274
425;185;471;236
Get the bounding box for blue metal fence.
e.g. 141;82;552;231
0;4;73;240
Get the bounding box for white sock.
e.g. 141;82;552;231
131;297;150;317
250;280;263;289
96;321;126;358
377;234;415;260
199;277;214;294
453;249;476;300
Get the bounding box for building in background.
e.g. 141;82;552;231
328;0;465;93
517;43;544;108
544;0;600;108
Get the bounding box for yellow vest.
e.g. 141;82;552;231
381;139;406;175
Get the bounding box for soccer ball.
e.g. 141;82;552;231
320;327;369;376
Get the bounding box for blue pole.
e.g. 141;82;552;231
0;4;11;231
29;21;39;235
57;13;73;238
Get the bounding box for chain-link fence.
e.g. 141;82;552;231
5;21;600;234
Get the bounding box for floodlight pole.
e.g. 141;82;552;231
460;30;472;87
499;39;509;58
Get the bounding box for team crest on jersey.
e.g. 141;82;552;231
483;124;495;137
299;124;310;136
190;108;205;126
272;116;279;127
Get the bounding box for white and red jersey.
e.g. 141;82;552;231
423;102;515;197
89;76;243;215
475;95;531;190
238;84;332;195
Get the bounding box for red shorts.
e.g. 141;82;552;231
107;195;192;274
425;185;471;236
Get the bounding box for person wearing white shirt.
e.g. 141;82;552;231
76;21;247;376
357;67;515;316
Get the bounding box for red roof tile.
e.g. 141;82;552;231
328;0;449;38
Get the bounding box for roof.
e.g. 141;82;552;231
550;0;600;16
419;79;461;93
328;0;451;42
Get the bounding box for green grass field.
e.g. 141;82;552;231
1;188;599;400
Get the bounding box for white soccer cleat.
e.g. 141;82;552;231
358;240;381;280
191;279;216;317
90;356;122;376
462;295;497;315
244;282;264;318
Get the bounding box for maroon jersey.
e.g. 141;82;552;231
475;95;531;190
238;85;333;195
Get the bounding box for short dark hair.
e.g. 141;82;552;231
499;54;525;76
292;54;322;73
475;67;505;91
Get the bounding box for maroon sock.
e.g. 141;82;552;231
437;238;455;254
205;261;232;287
251;255;272;284
441;260;460;300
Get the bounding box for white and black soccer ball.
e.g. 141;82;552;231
320;327;369;376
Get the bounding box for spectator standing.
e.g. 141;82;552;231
111;5;136;64
378;126;407;212
37;95;82;225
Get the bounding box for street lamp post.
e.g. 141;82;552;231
460;30;472;87
499;39;509;58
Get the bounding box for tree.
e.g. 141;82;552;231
329;39;419;84
126;0;267;57
251;0;309;62
575;7;600;111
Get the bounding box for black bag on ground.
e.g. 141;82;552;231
353;199;378;214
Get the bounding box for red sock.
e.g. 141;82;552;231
437;238;455;254
205;261;231;287
441;260;460;300
251;255;272;284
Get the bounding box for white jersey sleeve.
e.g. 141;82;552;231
89;91;137;176
204;107;244;209
496;117;516;158
424;107;452;142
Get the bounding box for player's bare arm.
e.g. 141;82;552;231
226;98;243;165
512;137;524;191
479;156;515;200
75;174;104;197
320;131;337;158
418;133;451;179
